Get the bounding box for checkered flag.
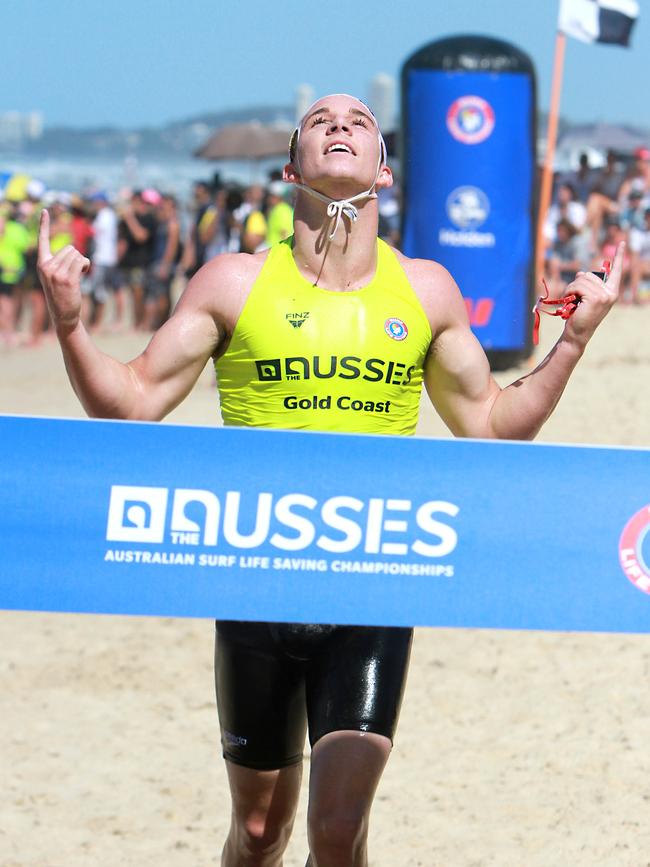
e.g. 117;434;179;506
559;0;639;45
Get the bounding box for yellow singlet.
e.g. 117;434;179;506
215;238;432;435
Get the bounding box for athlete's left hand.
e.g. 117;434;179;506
562;241;624;348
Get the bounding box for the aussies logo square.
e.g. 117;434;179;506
106;486;169;543
255;359;282;382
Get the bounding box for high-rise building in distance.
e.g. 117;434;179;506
295;84;315;124
368;74;396;131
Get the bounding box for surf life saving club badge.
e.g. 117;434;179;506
385;318;408;341
447;96;495;145
619;505;650;595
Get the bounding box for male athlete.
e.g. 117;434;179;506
38;94;622;867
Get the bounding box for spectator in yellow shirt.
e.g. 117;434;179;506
239;185;267;253
265;180;293;246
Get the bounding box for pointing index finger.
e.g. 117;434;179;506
38;208;52;264
607;241;625;294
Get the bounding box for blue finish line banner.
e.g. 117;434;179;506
1;414;649;633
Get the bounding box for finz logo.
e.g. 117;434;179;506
446;96;495;145
384;318;408;341
286;312;309;329
619;505;650;595
446;186;490;230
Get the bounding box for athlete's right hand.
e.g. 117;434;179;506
37;208;91;332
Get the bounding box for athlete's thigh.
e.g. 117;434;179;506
214;620;308;770
305;626;413;745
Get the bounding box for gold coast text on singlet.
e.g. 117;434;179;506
215;238;432;436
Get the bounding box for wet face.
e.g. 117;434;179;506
287;94;389;193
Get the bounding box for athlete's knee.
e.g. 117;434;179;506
307;807;368;863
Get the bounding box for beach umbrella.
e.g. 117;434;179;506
195;122;399;164
194;122;292;161
557;123;649;154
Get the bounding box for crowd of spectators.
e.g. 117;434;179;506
0;168;401;347
544;146;650;303
0;173;303;346
3;144;647;347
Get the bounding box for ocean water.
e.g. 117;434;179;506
0;153;286;202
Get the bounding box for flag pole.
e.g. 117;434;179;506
536;30;567;285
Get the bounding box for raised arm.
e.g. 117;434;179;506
37;209;227;421
418;245;623;441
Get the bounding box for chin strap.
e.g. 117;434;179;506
293;183;378;240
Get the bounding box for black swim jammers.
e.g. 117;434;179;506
214;621;413;770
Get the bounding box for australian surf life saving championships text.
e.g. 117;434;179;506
103;485;458;577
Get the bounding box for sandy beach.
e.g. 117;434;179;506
2;303;650;866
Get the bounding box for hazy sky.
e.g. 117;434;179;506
6;0;649;128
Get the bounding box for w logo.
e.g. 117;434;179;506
464;298;494;328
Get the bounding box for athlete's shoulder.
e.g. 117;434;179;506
197;248;270;284
390;247;456;290
174;249;271;335
181;249;268;302
390;248;466;328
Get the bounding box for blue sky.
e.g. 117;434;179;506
7;0;649;128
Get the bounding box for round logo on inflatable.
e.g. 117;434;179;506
447;96;495;145
446;186;490;230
